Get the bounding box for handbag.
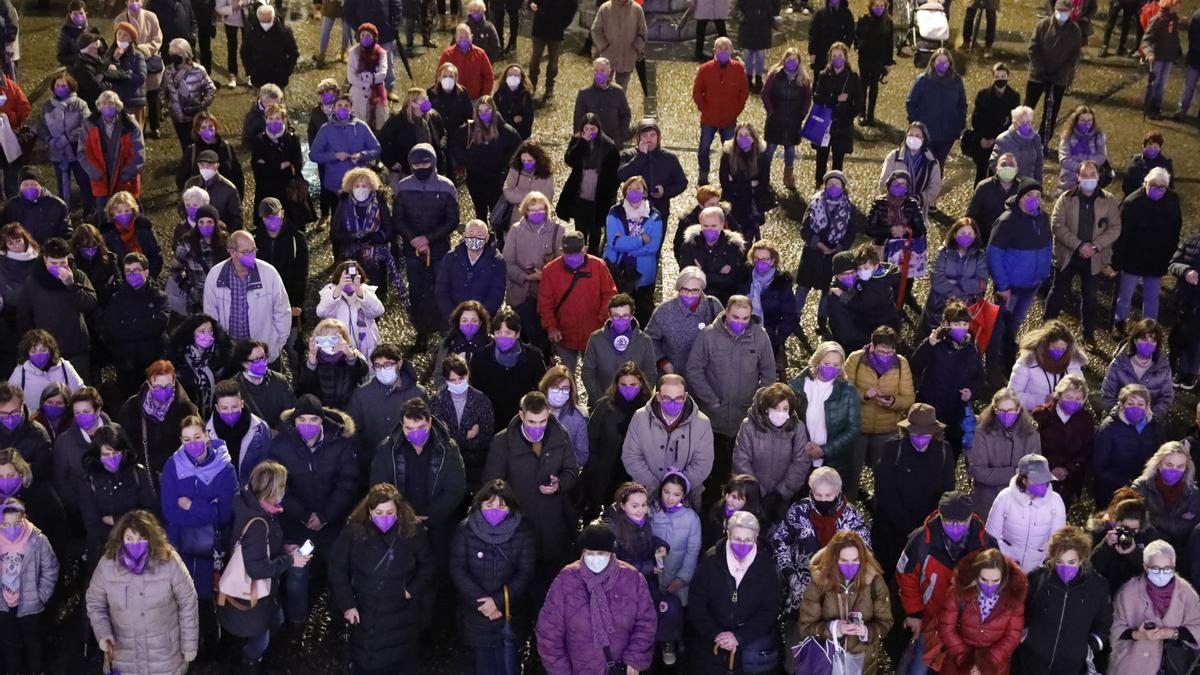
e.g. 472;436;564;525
489;195;515;233
967;296;1000;352
740;633;781;674
284;176;317;226
601;647;626;675
801;104;834;147
177;523;216;556
217;517;272;608
608;255;641;294
145;54;164;75
791;636;835;675
1161;638;1200;675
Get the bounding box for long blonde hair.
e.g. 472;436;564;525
770;46;810;86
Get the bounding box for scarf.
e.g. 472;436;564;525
142;386;173;422
808;192;850;247
495;341;521;368
185;344;216;414
581;561;619;648
466;507;523;545
623;199;650;223
172;441;233;485
904;150;927;191
115;218;141;253
726;540;756;587
1069;129;1093;158
803;375;833;445
978;589;1000;622
213;410;251;468
809;500;843;546
1148;577;1175;619
749;267;773;317
0;521;30;608
1156;474;1185;509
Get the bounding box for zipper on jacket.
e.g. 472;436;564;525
1048;582;1068;667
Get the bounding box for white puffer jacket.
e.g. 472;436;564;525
985;475;1066;572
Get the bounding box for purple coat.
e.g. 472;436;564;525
535;560;657;674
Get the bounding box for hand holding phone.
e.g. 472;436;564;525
299;539;315;556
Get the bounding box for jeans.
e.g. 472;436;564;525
1045;256;1099;334
1180;66;1200;114
318;16;352;56
698;125;735;180
529;37;562;91
1147;60;1173;112
55;160;93;213
1025;81;1066;144
284;563;310;624
764;143;797;167
903;634;929;675
1115;272;1162;321
744;48;766;76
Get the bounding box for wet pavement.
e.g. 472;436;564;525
11;0;1200;670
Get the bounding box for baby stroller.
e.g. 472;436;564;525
908;0;949;67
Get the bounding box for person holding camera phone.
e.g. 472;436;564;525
1109;539;1200;674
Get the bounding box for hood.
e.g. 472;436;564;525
1006;474;1057;499
747;388;799;433
952;548;1028;603
280;405;356;440
171;438;233;484
683;221;743;248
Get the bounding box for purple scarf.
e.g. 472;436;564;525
171;440;233;485
581;561;618;648
1148;577;1175;619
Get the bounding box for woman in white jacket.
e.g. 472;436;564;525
1008;319;1087;412
8;329;84;405
316;260;385;359
346;23;388;130
985;453;1066;572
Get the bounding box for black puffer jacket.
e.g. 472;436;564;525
254;225;309;310
865;195;926;245
425;85;473;145
449;121;522;179
104;277;170;384
1112;188;1183;277
378;110;446;174
965;176;1021;243
24;262;98;357
910;333;986;424
368;418;466;547
296;354;369;411
583;393;644;512
762;69;813;147
0;410;52;483
470;343;547;434
328;519;434;672
391;172;460;259
855;11;895;76
117;382;200;479
2;193;69;245
493;85;534;139
268;406;361;546
1015;565;1112;675
808;2;856;72
676;226;748;304
77;444;157;555
449;509;537;647
738;0;780;50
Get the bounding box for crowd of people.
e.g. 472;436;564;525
0;0;1192;671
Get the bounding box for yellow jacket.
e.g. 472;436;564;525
845;349;915;434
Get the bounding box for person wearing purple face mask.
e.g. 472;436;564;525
8;330;85;411
1111;166;1181;335
117;360;199;477
912;302;985;458
622;374;715;511
1130;441;1199;554
448;479;536;673
347;23;390;131
0;497;58;675
810;43;861;191
37;72;94;216
601;481;671;592
740;242;798;379
449;96;521;225
2;169;69;247
437;24;495;99
795;173;854;335
785;342;860;482
537;225;618;367
53;386;111;514
935;548;1027;675
904;48;967;165
986;179;1053;374
581;293;658;403
718;123;773;242
431;303;493;390
793;530;891;674
1121;131;1174;197
252;199;309;348
589;0;647;94
853;0;894;127
1101;319;1174;418
677;204;747;305
461;0;502;63
105;252;170;398
1030;373;1092;509
232;340;297;434
1092;384;1166;506
989;107;1045;186
761;47;814;190
87;510;200;675
202;230;294;367
249;106;304;224
160;415;237;631
866;168;929;310
0;447;67;567
559;115;620;249
469;308;548;434
310;94;383;212
581;364;649;518
79;89;145;222
32;383;72;442
1008;319;1086;412
69;224;119;308
649;471;701;664
966;389;1040;519
693;38;749;186
170;205;229;315
986;454;1065;572
922;219;989;333
845;326;914;494
602;177;665;324
164;38;216;153
166;315;234;420
58;1;92;68
501;143;554;235
207;379;271;485
329;483;435;673
808;0;855;75
574;58;633;146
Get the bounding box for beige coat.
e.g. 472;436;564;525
502;217;565;306
877;147;944;214
1110;575;1200;675
1051;186;1123;274
114;8;165;91
590;0;647;73
85;551;200;675
503;168;555;206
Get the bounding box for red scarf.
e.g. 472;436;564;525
810;504;844;547
116;220;141;253
1156;474;1185;509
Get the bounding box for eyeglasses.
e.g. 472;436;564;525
679;288;703;296
1148;566;1175;574
659;395;686;404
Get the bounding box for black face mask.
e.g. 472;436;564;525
813;498;838;516
413;167;434;180
994;79;1008;90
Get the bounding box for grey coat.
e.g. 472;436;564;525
731;399;811;501
685;312;777;437
581;320;659;404
37;95;91;164
650;505;702;605
990;128;1045;184
1100;349;1174;419
622;398;714;506
966;408;1042;519
346;362;428;456
924;245;989;327
6;524;58;618
645;294;723;377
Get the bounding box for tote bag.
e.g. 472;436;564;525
217;517;271;608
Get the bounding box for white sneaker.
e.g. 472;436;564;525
226;76;238;89
662;642;677;666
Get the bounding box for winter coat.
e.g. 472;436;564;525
537;254;618;352
811;66;862;153
328;520;434;672
117;382;199;478
205;414;270;484
8;359;84;408
808;4;856;71
1015;565;1111;675
434;243;506;321
987;197;1053;291
177;136;245;197
346;45;389;129
985;477;1066;571
796;192;856;288
692;59;749;129
732;398;811;502
923;245;989;327
470;342;547;434
346;362;428;458
761;69;813;147
584;393;644;510
378;109;446;175
249;130;303;211
971;84;1021;144
906;71;968;147
254;227;307;311
581;321;658;403
937;552;1027;675
966;408;1042;519
690;542;783;675
503;167;554;207
268;407;360;545
718;145;775;236
645;294;723;376
844;349;915;434
450;121;522;182
603;203;664;290
873;435;956;570
622;397;714;505
103;45;147;109
165;62;214;124
1101;349;1174;418
234;370;296;430
343;0;403;44
467;15;503;67
896;513;996;637
78;446;156;554
1028;16;1083;87
0;407;50;481
794;565;893;675
535;559;656;675
740;269;798;351
79;111;145;198
677;226;747;304
102;216;164;279
159;441;237;598
738;0;780;50
856;11;895;76
295;345;365;407
1056;130;1108;193
202;259;293;362
989;130;1045;186
531;0;577;40
483;416;579;563
368;418;466;546
449;509;536;646
1030;402;1093;504
1141;8;1182;63
876;151;943;215
1092;410;1166;505
616;143;687;219
575;86;635;147
911;335;986;425
651;505;702;604
1050;187;1122;274
239;19;299;88
0;522;57;618
787;369;862;482
686;313;777;437
37;94;90;164
216;488;290;638
315;284;384;358
590;0;647;73
436;45;494;100
1109;575;1200;675
1008;348;1087;411
827;263;901;352
53;414;111;512
1131;476;1200;549
310;116;382;193
426;85;473;145
559;134;620;227
1112;188;1183;277
502;216;565;307
772;495;871;612
1122;151;1174;197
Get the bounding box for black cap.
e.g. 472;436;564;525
75;28;102;51
196;149;220;164
195;204;220;223
832;251;856;275
578;523;616;553
938;491;973;521
293;394;324;418
562;231;586;253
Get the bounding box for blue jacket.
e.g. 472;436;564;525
905;71;968;145
310;116;382;192
159;439;238;597
602;204;664;289
205;414;271;487
986;197;1052;291
434;241;507;320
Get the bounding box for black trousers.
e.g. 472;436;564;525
0;606;43;673
1103;1;1139;51
1045;255;1100;334
694;19;727;57
814;146;846;188
962;5;997;47
1025;81;1066;145
226;24;242;76
491;0;520;48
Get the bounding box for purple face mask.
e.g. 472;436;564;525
949;326;969;342
724;505;736;518
1144;146;1162;159
185;206;199;221
42;403;64;420
522;160;536;173
1125;405;1146;424
371;514;396;532
334;107;351;121
405;427;429;446
1027;482;1049;498
871;4;884;13
0;523;21;542
626;188;644;204
361;35;374;47
418;99;433;114
943;521;968;541
1017;123;1033;136
1136;340;1157;358
1056;564;1079;584
727;319;749;335
198;222;216;238
460;322;480;340
818;365;841;381
75;412;98;430
469;11;483;20
101;454;123;472
218;410;241;426
715;51;731;65
869;351;895;374
934;60;950;75
1048;346;1067;361
1161;467;1185;486
754;259;773;275
125;271;145;288
28;352;50;370
564;253;586;269
80;246;98;259
1058;398;1082;416
702;228;721;244
239;252;257;268
54;85;71;99
523;424;546;442
831;56;846;69
825;184;844;200
730;542;754;560
889;182;908;198
978;581;1000;597
479;110;494;124
736;134;753;150
21;187;38;202
996;410;1019;428
955;234;975;249
838;274;856;289
660;398;685;418
72;14;87;26
457;38;471;52
0;477;21;498
595;71;608;86
247;359;269;378
297;421;322;441
611;317;632;334
495;335;518;351
121;540;149;575
1022;196;1041;214
194;332;214;350
1148;186;1167;201
184;440;206;459
264;215;283;233
482;508;508;526
151;386;174;404
198;128;216;143
527;210;547;225
619;384;641;401
838;562;860;579
910;433;932;451
321;92;337;106
101;105;118;119
267;120;285;134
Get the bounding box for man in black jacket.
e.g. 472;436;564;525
618;118;688;224
240;4;299;90
105;252;170;398
528;0;578;98
24;238;98;379
2;169;70;245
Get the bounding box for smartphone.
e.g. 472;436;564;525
299;540;315;556
848;611;863;625
1144;622;1158;630
347;265;357;278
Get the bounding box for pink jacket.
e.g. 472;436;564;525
1110;575;1200;675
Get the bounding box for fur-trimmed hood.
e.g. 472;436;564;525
952;548;1028;606
279;405;356;439
682;223;745;249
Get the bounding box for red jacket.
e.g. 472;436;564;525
438;45;495;100
935;551;1027;675
537;254;617;352
691;59;749;128
0;77;30;130
81;113;144;198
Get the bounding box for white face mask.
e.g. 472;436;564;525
505;75;521;90
447;380;470;395
857;269;873;281
260;21;273;31
1079;178;1099;192
116;40;131;50
905;136;923;151
0;95;8;106
583;553;610;574
352;187;372;202
1054;10;1070;22
1148;569;1175;587
440;77;455;92
375;366;398;386
548;389;570;408
199;168;217;181
768;410;790;427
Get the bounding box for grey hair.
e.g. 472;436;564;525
1144;539;1176;566
808;466;843;492
96;90;124;111
258;83;283;101
256;3;276;18
168;38;193;60
1053;372;1088;398
1137;441;1195;488
1145;167;1171;187
726;510;760;534
593;57;612;70
182;186;211;205
676;266;708;291
699;205;726;224
1011;106;1034;125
